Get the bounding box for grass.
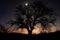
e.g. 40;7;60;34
0;31;60;40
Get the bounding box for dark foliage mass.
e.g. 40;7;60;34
9;1;56;34
0;24;6;33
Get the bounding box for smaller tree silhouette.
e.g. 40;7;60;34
0;24;7;33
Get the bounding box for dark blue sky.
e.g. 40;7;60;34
0;0;60;26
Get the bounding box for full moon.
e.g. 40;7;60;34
25;3;28;6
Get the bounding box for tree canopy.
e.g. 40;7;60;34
9;1;56;34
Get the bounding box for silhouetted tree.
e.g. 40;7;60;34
9;1;56;34
0;24;6;33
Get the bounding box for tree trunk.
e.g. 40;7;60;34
28;30;32;35
27;27;34;35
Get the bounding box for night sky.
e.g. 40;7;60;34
0;0;60;27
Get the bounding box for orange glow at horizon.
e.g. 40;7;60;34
6;23;59;35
